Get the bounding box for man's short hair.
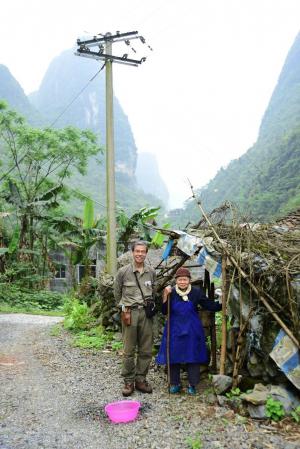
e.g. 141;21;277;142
131;240;149;253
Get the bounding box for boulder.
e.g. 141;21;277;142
240;383;269;405
247;404;267;419
212;375;233;394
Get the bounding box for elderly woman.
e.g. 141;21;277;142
156;267;221;394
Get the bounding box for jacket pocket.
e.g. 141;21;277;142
123;281;137;296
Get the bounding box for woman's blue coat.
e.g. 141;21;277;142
156;286;221;365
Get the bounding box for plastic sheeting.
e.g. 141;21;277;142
270;329;300;390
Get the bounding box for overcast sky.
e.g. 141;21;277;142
1;0;300;208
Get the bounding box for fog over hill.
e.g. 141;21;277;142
136;152;169;207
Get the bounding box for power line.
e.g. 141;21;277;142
50;62;106;127
0;63;106;183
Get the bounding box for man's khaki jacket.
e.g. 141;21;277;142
114;262;156;307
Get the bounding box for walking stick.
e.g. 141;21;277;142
166;291;171;393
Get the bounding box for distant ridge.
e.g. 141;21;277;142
0;64;42;125
179;32;300;224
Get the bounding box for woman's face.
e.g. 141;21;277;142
176;276;190;291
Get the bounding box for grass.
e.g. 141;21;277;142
72;332;110;349
111;341;123;351
0;303;64;316
70;326;123;351
186;433;203;449
50;323;63;336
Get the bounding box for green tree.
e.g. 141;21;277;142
0;101;101;286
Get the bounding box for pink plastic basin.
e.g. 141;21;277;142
105;400;141;423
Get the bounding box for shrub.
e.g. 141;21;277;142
0;283;64;311
226;387;241;399
291;406;300;423
64;298;92;331
265;397;285;422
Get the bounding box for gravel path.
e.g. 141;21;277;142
0;313;299;449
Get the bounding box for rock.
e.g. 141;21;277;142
247;353;265;378
241;382;300;415
206;392;218;405
217;395;232;407
113;332;122;341
240;383;269;405
212;375;233;394
270;384;300;413
247;404;267;419
214;404;233;416
89;301;102;317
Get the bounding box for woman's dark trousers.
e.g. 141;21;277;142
169;363;200;386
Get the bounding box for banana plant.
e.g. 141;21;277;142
50;198;105;288
117;206;160;251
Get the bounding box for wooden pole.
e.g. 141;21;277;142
210;282;217;371
219;254;228;374
167;292;171;393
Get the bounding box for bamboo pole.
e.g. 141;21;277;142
232;308;254;388
230;328;236;367
189;182;300;349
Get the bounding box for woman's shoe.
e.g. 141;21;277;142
187;385;196;395
169;384;181;394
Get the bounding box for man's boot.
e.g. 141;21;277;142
135;380;153;393
122;383;134;397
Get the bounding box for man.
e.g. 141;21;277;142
114;241;156;397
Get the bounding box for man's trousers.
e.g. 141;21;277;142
121;307;153;384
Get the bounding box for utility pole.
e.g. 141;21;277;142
76;31;148;275
105;34;117;275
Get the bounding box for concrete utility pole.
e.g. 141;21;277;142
104;35;117;275
75;31;148;275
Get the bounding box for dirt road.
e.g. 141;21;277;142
0;313;298;449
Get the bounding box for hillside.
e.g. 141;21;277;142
180;32;300;224
29;49;137;176
0;65;42;126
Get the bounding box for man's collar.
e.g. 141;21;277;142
131;262;148;272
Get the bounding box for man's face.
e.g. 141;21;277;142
132;244;147;265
